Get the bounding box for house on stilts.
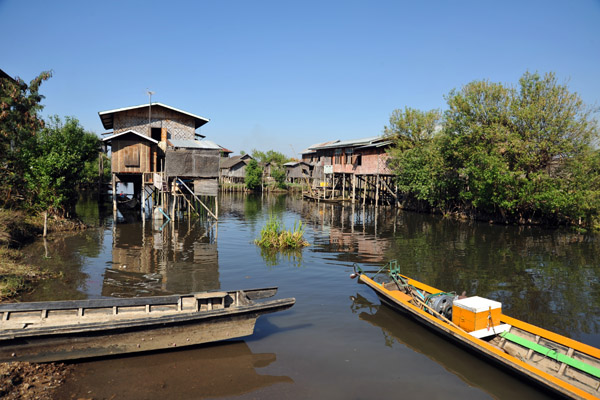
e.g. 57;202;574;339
301;136;399;205
100;102;221;221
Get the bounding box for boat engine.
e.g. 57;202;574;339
426;294;455;320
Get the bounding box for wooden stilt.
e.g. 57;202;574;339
352;174;356;204
112;174;117;218
375;174;380;206
362;175;367;206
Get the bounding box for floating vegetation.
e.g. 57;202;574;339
255;215;309;250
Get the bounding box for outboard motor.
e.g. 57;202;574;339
426;294;456;320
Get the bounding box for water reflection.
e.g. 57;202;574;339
350;293;548;399
106;219;220;296
55;341;293;400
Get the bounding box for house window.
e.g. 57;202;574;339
334;149;342;164
354;154;362;166
124;144;140;167
345;148;353;165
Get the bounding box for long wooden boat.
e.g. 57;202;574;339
302;193;347;204
352;261;600;399
0;287;295;362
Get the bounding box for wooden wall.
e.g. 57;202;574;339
111;139;155;174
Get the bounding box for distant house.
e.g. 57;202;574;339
99;102;220;215
300;136;396;204
219;154;253;183
301;136;392;181
283;161;311;183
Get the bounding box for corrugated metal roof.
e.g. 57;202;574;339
98;102;210;130
356;139;393;149
169;139;222;149
101;130;158;144
317;136;383;149
303;140;340;153
283;161;310;167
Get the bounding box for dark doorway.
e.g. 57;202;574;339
151;127;161;142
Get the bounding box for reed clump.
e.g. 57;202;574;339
255;215;309;249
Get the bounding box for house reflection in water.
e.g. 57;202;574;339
102;220;219;297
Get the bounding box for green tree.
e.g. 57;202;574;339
386;71;600;226
245;159;263;191
81;153;111;188
441;72;599;222
24;116;98;216
251;149;289;165
0;70;52;208
385;107;446;209
384;107;441;150
271;166;287;189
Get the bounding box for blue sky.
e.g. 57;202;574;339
1;0;599;157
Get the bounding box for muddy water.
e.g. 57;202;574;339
19;193;600;399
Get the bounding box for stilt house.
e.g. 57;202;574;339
283;161;312;183
100;103;221;218
301;136;398;205
219;154;253;184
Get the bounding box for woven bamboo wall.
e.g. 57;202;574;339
165;148;220;178
113;107;196;140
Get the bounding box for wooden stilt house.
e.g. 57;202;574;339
100;103;221;220
301;136;397;205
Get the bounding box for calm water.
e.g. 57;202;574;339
19;193;600;399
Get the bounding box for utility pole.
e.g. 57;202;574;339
146;89;155;136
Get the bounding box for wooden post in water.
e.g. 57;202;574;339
362;176;367;206
352;174;356;204
375;175;380;207
215;195;219;218
43;211;47;237
112;174;117;215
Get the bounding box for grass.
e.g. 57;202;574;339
0;209;70;300
0;247;59;300
255;214;310;249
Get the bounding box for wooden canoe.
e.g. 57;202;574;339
0;287;295;362
353;263;600;399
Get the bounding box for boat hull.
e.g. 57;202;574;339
359;274;600;400
0;289;294;362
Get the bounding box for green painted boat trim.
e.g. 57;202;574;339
500;331;600;378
